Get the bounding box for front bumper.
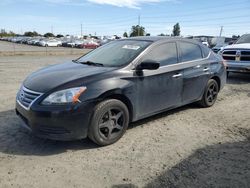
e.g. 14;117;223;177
226;61;250;73
16;100;95;141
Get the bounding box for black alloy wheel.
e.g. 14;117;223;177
199;79;219;107
88;99;129;146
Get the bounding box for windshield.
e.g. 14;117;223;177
76;40;152;67
235;34;250;44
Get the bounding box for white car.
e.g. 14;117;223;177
39;40;62;47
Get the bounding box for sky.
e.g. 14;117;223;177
0;0;250;37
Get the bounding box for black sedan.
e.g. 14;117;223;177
16;37;227;146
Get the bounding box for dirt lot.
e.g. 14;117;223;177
0;41;91;56
0;55;249;188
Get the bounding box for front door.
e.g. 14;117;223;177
134;42;183;118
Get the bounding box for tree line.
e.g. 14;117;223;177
124;23;181;37
0;29;64;38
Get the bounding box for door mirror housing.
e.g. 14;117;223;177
136;60;160;70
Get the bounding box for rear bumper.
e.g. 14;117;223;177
16;100;95;141
226;61;250;73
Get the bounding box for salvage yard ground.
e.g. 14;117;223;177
0;54;249;188
0;41;91;56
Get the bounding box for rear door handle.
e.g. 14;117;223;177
172;73;183;78
203;67;210;72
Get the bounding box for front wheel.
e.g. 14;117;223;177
88;99;129;146
199;79;219;107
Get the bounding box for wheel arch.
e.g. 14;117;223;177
97;90;134;122
210;76;221;91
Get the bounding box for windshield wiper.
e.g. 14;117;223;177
77;61;104;67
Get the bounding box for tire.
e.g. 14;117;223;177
88;99;129;146
199;79;219;108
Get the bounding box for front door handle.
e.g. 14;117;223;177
203;67;210;72
194;65;201;69
172;73;183;78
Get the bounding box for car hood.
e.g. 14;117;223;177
23;62;115;93
223;43;250;50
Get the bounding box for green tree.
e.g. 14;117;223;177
123;32;128;38
172;23;180;36
130;25;145;37
158;33;165;36
0;30;16;37
44;32;55;38
24;31;39;37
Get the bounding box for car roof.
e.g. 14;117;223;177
123;36;202;45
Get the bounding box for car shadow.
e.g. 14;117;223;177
129;103;199;130
113;129;250;188
227;72;250;85
0;109;99;156
0;104;199;156
144;129;250;188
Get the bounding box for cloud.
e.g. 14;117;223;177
1;0;176;8
87;0;176;9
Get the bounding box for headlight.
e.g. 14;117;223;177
42;87;87;105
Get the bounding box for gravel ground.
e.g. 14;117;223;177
0;41;91;56
0;55;249;188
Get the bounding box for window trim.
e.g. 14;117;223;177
129;40;211;72
138;41;179;67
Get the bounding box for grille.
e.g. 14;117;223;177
222;50;250;61
17;87;42;109
241;51;250;61
222;50;236;61
37;126;71;135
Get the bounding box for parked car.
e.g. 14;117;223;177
16;37;226;146
202;41;209;47
39;39;62;47
212;44;227;53
27;38;41;45
220;34;250;75
77;41;100;49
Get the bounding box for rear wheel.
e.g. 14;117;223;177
88;99;129;146
199;79;219;107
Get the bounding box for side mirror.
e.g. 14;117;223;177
136;60;160;71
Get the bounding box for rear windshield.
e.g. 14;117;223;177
76;40;152;67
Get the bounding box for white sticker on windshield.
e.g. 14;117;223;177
122;45;140;50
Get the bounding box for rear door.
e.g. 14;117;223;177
178;41;210;103
135;42;183;118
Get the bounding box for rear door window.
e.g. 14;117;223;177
179;42;203;62
141;42;178;66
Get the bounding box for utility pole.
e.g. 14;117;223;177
81;23;83;38
138;15;140;36
219;26;223;37
51;25;53;34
